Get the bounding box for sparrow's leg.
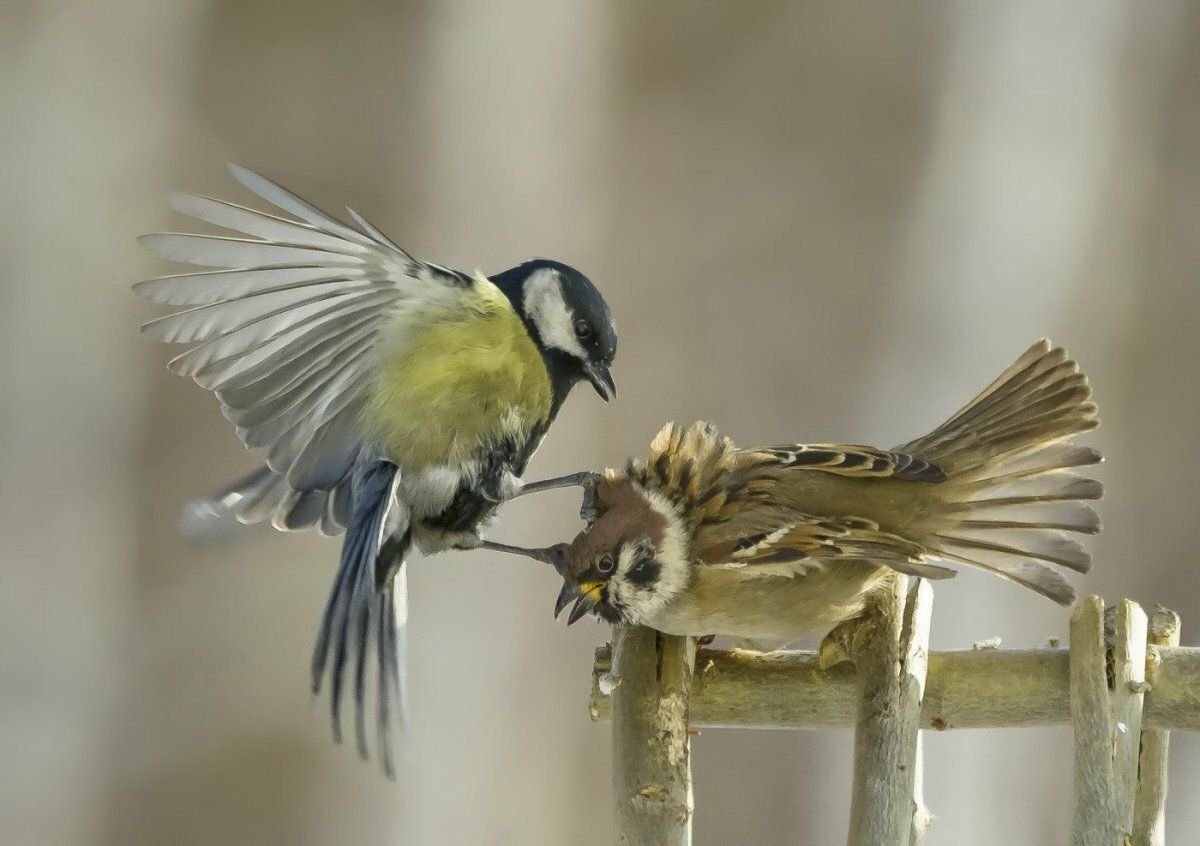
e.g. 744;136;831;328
817;614;873;671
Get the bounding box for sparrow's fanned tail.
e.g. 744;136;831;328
900;339;1102;605
311;459;409;778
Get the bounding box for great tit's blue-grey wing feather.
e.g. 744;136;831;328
137;165;472;498
168;192;364;252
180;465;352;540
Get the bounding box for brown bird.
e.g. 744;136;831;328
500;340;1101;650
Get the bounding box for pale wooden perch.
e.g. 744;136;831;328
846;577;933;846
1108;599;1149;834
1132;608;1181;846
608;626;696;845
590;645;1200;732
593;599;1197;844
1069;596;1121;845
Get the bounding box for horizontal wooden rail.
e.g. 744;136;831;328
589;644;1200;732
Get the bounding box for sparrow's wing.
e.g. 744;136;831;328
693;507;957;580
752;444;945;482
137;165;475;495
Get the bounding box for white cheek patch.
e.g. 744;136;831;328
609;485;692;624
522;268;587;359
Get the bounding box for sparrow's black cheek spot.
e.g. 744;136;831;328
626;559;661;588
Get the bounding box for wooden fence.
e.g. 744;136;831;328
587;583;1197;845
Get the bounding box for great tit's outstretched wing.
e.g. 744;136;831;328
137;165;473;495
179;464;353;541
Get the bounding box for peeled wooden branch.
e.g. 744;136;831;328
1069;596;1121;845
1132;609;1182;846
609;626;696;846
590;644;1200;732
1108;600;1149;833
846;577;933;846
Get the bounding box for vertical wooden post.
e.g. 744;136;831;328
1108;599;1149;835
1070;596;1122;846
846;577;933;846
910;738;932;845
1132;608;1181;846
610;625;696;846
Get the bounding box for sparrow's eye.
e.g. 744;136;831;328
574;319;593;340
596;553;615;575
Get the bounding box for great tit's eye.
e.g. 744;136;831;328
596;553;615;575
574;319;593;340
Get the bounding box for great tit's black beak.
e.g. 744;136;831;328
583;363;616;402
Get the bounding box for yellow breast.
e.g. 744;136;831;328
361;277;553;471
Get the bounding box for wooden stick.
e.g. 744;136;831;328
846;577;933;846
609;626;696;846
910;739;932;845
1070;596;1121;846
1132;608;1182;846
591;646;1200;731
1107;600;1148;834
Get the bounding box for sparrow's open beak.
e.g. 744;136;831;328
554;582;579;618
556;581;604;625
583;363;616;402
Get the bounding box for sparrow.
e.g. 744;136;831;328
136;165;617;775
507;340;1100;646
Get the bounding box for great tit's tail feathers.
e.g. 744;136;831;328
311;460;408;779
901;340;1102;605
179;466;352;541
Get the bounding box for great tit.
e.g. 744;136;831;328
136;165;617;775
502;340;1100;649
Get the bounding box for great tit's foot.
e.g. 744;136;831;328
479;539;566;568
578;472;604;523
818;615;871;671
514;471;599;498
696;634;717;647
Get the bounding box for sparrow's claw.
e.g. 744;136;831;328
818;615;870;671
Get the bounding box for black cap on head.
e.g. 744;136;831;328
492;258;617;402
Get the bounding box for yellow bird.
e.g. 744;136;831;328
137;165;617;775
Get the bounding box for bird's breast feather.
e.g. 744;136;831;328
362;282;552;471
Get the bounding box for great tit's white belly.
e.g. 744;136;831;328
642;561;893;641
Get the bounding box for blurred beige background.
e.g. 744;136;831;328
3;1;1199;844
